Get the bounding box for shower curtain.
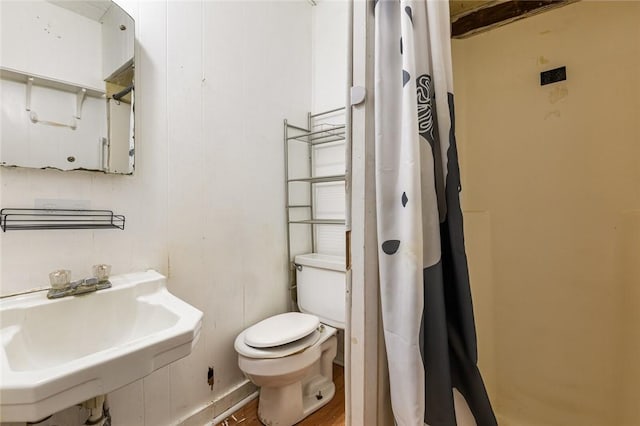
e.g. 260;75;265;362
374;1;496;425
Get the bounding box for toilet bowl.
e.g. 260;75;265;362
235;314;337;425
234;253;345;426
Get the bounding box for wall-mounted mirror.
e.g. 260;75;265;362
0;0;135;174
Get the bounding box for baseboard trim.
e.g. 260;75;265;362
209;391;259;425
178;380;257;426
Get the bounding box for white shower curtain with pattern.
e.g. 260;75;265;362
374;1;497;425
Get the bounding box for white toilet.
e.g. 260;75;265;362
234;253;345;426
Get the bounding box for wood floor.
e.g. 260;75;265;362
215;364;345;426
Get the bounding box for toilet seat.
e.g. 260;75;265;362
235;328;321;359
235;312;324;359
244;312;319;348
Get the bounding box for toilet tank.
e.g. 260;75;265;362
294;253;345;329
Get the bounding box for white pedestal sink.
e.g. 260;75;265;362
0;270;203;422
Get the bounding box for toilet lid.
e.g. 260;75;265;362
235;328;322;359
244;312;320;348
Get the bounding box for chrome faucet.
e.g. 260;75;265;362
47;265;112;299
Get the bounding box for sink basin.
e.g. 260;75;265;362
0;270;203;422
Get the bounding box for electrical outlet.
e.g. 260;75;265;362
540;66;566;86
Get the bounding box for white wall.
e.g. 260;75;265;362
157;1;312;423
0;1;103;89
0;1;312;424
310;0;348;257
0;0;165;297
311;0;348;114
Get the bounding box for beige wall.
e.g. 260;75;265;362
452;2;640;425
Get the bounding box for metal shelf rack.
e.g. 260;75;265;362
284;107;346;299
0;208;125;231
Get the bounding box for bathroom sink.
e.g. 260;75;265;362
0;270;203;422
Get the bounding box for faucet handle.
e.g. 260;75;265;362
49;269;71;290
92;264;112;283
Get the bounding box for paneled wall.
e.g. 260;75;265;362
0;1;167;297
156;1;312;423
310;1;348;257
0;1;312;424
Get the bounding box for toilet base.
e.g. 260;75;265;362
258;374;335;426
237;327;338;426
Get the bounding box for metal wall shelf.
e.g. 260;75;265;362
289;219;346;225
0;209;125;231
286;125;346;146
287;174;346;184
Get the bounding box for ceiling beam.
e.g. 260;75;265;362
451;0;578;38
